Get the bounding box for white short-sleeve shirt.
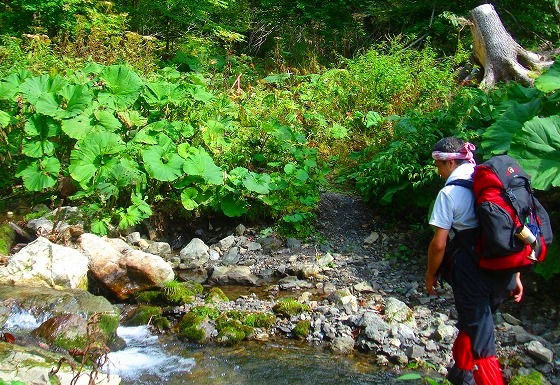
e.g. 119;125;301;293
429;163;478;232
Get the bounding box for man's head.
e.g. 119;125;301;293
432;137;476;179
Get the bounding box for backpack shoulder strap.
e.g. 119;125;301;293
446;179;473;189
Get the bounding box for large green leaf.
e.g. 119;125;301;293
20;75;67;104
35;84;92;119
535;60;560;93
0;110;13;127
143;81;187;106
69;131;126;187
22;115;61;157
220;195;247;217
62;106;121;139
98;65;143;110
509;115;560;190
0;70;32;100
181;187;199;210
243;172;271;194
142;145;185;182
16;156;60;191
183;147;223;185
481;99;541;156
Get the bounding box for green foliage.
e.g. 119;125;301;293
0;63;326;236
292;319;311;339
162;280;197;305
509;370;544;385
0;223;16;255
272;297;310;317
0;380;26;385
243;312;275;328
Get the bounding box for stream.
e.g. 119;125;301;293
105;325;398;385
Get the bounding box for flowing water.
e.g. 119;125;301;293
105;325;398;385
5;309;414;385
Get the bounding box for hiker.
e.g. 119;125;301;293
425;136;523;385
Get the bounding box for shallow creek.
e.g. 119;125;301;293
106;325;396;385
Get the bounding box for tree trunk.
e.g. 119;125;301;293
470;4;554;88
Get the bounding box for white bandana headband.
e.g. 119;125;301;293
432;142;476;165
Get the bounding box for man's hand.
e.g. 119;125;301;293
425;273;438;296
511;272;523;303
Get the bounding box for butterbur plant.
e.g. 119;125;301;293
0;62;327;236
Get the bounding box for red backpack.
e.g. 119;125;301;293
471;155;553;271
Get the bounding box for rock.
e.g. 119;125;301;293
363;232;380;244
434;323;457;343
218;235;236;251
222;246;240;265
316;253;334;267
353;281;375;293
246;242;262;251
525;340;554;363
502;312;522;326
209;266;259;285
286;238;301;249
361;311;390;344
0;341;120;385
0;237;89;290
146;241;172;257
257;236;283;252
125;232;142;245
80;233;174;300
330;335;355;354
235;224;246;236
384;297;416;327
179;238;210;268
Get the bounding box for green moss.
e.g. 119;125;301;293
126;305;163;326
272;297;310;317
216;326;246;345
135;290;161;304
54;335;89;351
178;312;205;329
179;325;206;343
162;280;196;305
98;313;119;336
183;280;204;295
0;223;15;256
152;315;171;330
243;312;276;328
509;371;544;385
205;287;229;303
191;305;220;320
293;320;311;339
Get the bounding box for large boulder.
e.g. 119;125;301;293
80;233;174;300
0;237;89;290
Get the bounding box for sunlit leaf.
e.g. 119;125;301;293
243;172;270;194
396;373;422;380
98;65;143;110
35;84;92;119
94;109;122;131
509;115;560;190
481;99;541;156
535;60;560;93
143;81;187;106
142;145;185;182
69;131;126;187
183;147;223;185
181;187;199;210
0;110;13;127
20;74;67;104
16;156;60;191
22;138;55;157
0;70;32;100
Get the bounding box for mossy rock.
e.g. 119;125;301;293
293;320;311;339
178;325;207;343
162;280;197;305
135;290;161;304
205;287;229;303
216;326;247;345
178;312;205;329
125;305;163;326
272;297;310;317
190;305;220;320
243;312;276;328
509;371;544;385
183;280;204;295
0;223;15;256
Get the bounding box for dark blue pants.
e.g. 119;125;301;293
443;233;515;384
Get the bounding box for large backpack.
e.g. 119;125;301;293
450;155;553;272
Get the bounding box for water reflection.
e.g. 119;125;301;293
109;326;397;385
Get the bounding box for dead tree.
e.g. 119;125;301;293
469;3;554;88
